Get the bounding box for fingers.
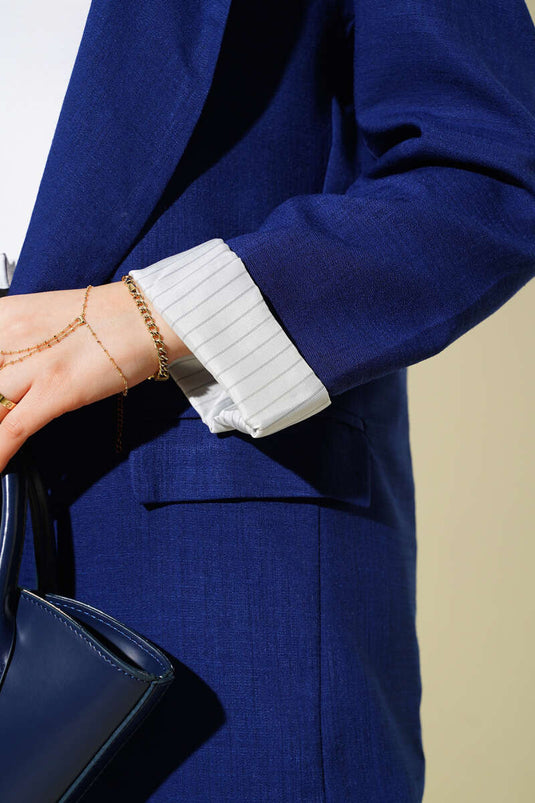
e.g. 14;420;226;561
0;283;147;471
0;384;25;425
0;394;18;419
0;366;32;422
0;387;55;472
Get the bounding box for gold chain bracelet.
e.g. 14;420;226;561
121;275;170;382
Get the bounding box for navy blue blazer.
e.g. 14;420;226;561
9;0;535;504
8;3;535;799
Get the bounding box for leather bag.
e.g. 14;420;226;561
0;451;175;802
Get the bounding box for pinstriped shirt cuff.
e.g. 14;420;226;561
129;238;331;437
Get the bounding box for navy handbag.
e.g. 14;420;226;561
0;452;175;802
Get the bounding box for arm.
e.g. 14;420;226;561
132;0;535;422
218;0;535;395
129;239;330;438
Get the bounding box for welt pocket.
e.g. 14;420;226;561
128;412;371;507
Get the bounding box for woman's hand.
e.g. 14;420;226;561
0;280;191;471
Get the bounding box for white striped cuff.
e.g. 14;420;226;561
129;238;331;438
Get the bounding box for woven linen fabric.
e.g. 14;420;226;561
18;398;418;802
9;1;535;800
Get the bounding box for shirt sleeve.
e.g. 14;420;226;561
0;254;16;291
128;238;331;438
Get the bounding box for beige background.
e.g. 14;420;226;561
411;3;535;799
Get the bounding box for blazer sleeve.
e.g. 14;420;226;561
222;0;535;398
129;239;331;438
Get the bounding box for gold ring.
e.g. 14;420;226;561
0;393;17;411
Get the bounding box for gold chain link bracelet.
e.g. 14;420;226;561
121;275;170;382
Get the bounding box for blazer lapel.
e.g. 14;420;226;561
10;0;232;296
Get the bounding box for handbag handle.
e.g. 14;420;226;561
0;454;27;683
0;446;59;682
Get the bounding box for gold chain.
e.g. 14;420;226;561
121;275;170;381
80;286;129;397
0;317;86;365
0;285;128;454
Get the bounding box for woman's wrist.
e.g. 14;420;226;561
90;281;191;386
121;275;185;379
152;307;192;363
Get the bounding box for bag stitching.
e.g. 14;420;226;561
55;600;168;673
21;594;149;683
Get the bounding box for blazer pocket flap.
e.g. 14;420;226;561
129;413;371;507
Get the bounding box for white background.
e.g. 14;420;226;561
0;0;91;262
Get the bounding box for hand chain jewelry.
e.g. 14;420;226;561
0;285;128;454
